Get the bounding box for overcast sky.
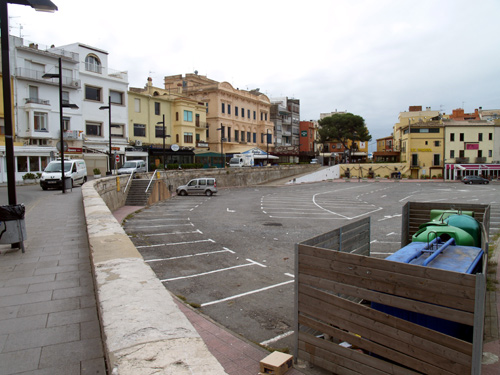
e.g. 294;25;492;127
8;0;500;149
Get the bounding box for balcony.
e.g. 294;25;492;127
25;97;50;105
455;157;469;164
196;121;208;129
62;130;80;140
16;68;81;88
475;157;486;163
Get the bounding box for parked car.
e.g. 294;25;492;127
117;160;147;175
40;159;87;190
462;175;489;184
310;159;319;164
176;178;217;196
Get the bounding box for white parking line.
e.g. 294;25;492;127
142;229;202;237
161;258;265;282
136;239;215;249
133;223;194;229
146;248;235;263
260;331;294;346
200;280;295;307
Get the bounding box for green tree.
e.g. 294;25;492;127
318;113;371;163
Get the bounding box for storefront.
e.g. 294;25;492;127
445;163;500;181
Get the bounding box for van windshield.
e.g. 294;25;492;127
229;158;239;163
121;161;138;168
44;162;71;172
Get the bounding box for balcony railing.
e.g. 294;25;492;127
456;157;469;164
25;97;50;105
16;68;81;88
475;157;486;163
196;121;208;128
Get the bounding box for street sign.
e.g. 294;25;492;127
171;144;179;152
115;154;120;162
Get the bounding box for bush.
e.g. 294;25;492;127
93;168;101;175
22;172;37;180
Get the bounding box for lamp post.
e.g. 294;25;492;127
1;0;58;205
157;114;170;169
99;96;112;175
266;129;271;166
216;126;224;168
43;57;79;194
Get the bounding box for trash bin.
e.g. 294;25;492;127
0;204;27;253
64;176;72;191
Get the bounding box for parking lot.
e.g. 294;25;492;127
123;180;499;350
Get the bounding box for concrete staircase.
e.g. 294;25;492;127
125;179;152;206
490;203;500;239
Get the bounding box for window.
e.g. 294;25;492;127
253;111;256;120
86;121;102;136
196;114;200;127
265;113;268;121
29;85;39;102
459;133;464;142
183;110;193;122
85;54;101;73
247;132;251;142
478;150;482;158
155;125;164;138
155;102;160;115
228;104;231;115
450;150;455;158
184;132;193;143
253;132;256;143
63;116;70;131
235;106;239;117
111;124;124;137
241;130;244;141
242;108;245;118
433;154;440;166
434;141;440;147
34;112;48;131
489;150;493;157
17;156;28;172
134;98;141;112
261;133;264;143
459;150;465;158
221;103;225;114
61;91;70;105
0;118;4;135
176;112;179;121
227;127;231;142
450;133;455;142
133;123;146;137
489;133;493;140
235;129;239;142
478;133;483;142
261;112;263;121
85;85;101;101
110;90;123;105
248;109;250;118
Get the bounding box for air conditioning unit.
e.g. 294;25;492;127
135;140;142;146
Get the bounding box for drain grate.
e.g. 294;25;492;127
263;222;283;227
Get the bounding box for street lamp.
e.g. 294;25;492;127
1;0;58;205
266;129;271;166
157;114;170;169
216;126;225;168
99;96;113;175
42;57;79;194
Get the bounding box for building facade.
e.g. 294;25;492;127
128;77;208;168
271;97;301;163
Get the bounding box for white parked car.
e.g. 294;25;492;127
117;160;147;175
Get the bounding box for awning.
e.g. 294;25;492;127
449;164;500;170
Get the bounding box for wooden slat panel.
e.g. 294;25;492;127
298;316;464;375
298;285;472;359
299;243;477;288
299;273;474;325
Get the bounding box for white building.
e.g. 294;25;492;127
0;37;129;183
49;42;129;173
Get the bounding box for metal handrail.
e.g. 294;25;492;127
124;171;135;193
145;170;158;193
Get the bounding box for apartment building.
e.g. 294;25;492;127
373;136;399;163
129;77;207;167
271;97;301;163
163;73;274;158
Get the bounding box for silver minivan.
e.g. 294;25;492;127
117;160;147;175
176;178;217;196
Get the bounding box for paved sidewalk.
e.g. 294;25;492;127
0;190;105;374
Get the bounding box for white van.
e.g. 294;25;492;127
117;160;147;175
40;159;87;190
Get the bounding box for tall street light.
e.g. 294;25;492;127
43;57;79;194
1;0;58;205
157;114;170;169
216;126;225;168
266;129;271;166
99;96;112;175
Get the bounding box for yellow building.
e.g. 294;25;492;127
128;78;207;165
163;73;274;154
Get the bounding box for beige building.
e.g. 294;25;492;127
128;78;207;166
163;74;274;155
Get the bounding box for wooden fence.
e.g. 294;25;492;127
295;204;488;374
